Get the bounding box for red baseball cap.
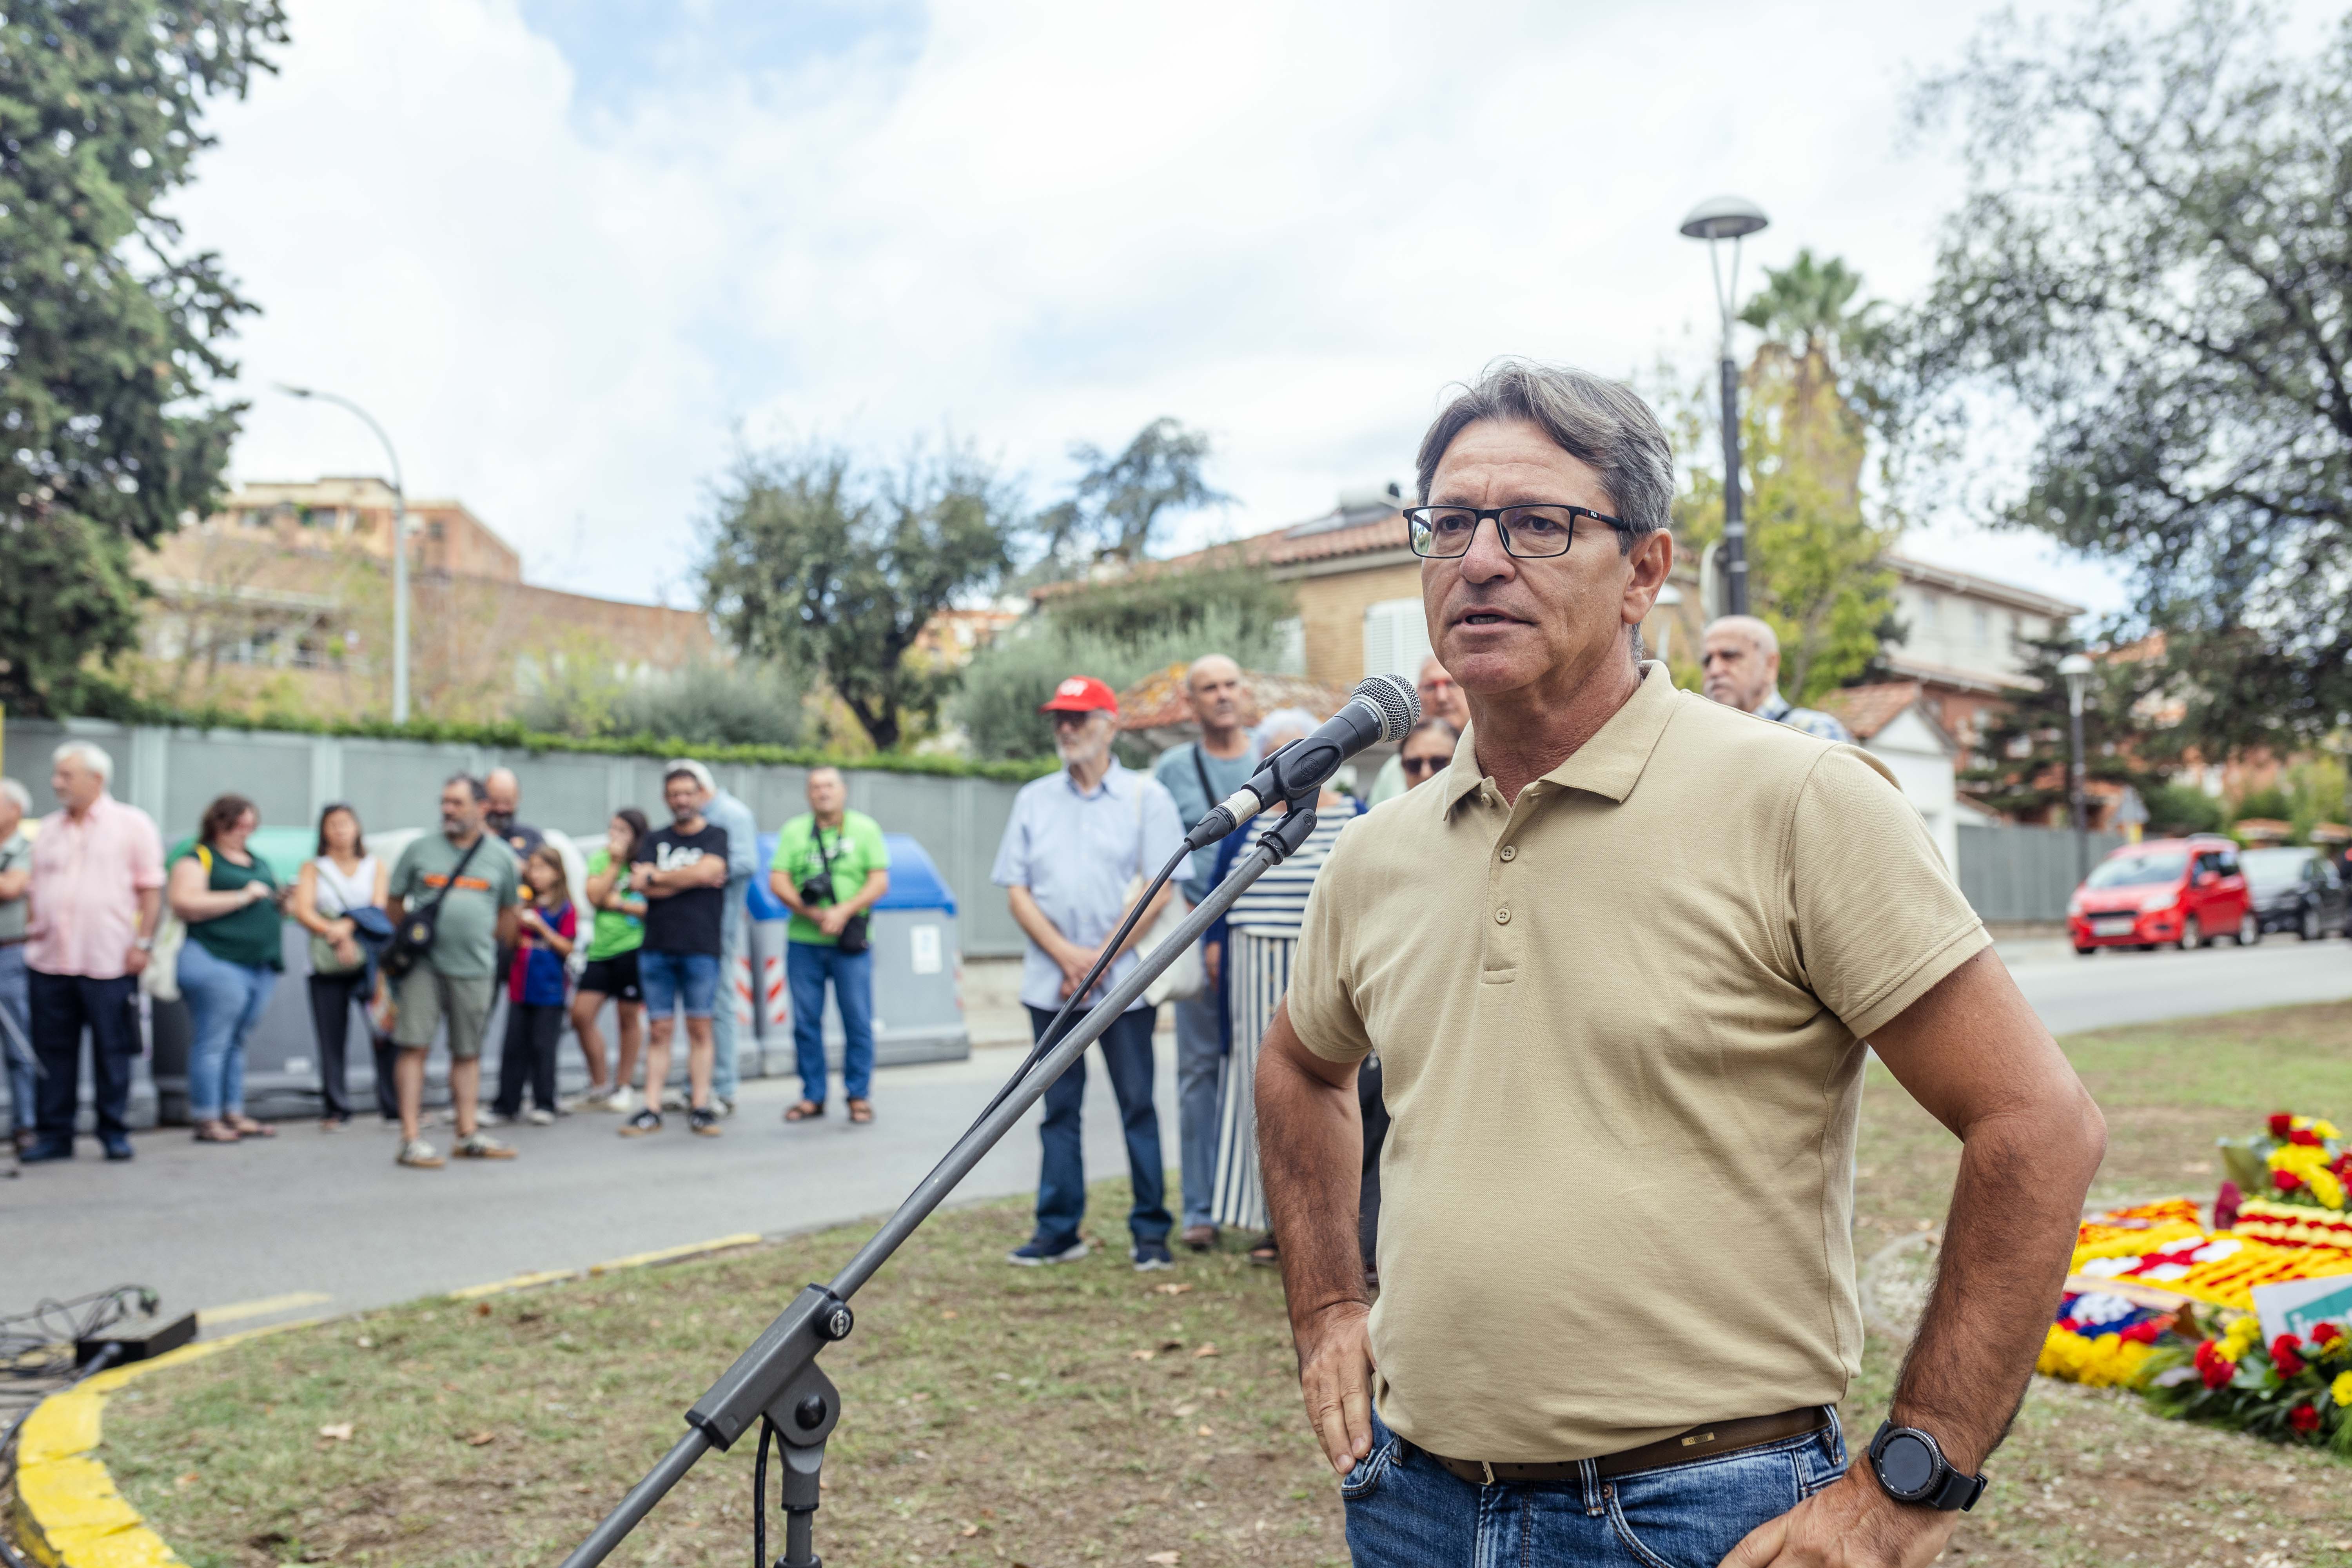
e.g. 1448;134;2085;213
1039;675;1119;715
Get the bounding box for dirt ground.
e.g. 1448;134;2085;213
94;1001;2352;1568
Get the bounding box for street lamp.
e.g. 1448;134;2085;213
1679;194;1769;617
2058;652;2096;883
276;385;412;724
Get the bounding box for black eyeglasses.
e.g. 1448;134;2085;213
1405;504;1629;559
1399;754;1446;776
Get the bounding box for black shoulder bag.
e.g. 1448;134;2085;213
815;825;870;956
382;835;486;980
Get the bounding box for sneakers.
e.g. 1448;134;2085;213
454;1132;516;1160
397;1138;445;1169
604;1085;637;1115
1132;1241;1176;1272
526;1107;556;1127
1180;1224;1219;1253
712;1096;735;1118
619;1109;663;1138
660;1087;687;1112
1005;1238;1090;1267
476;1110;509;1127
688;1107;723;1138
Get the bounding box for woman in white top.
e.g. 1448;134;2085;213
290;803;390;1129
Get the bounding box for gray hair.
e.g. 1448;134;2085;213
443;771;488;802
1414;359;1674;550
1255;707;1321;748
0;777;30;814
51;740;114;784
1705;614;1780;657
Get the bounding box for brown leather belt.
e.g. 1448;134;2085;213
1417;1406;1833;1487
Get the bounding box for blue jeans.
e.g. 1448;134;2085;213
0;944;32;1134
1342;1405;1847;1567
1173;980;1223;1230
639;949;719;1020
788;940;875;1104
1028;1004;1169;1250
178;939;277;1121
710;898;746;1101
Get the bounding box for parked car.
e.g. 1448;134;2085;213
2067;835;2257;954
2240;846;2347;940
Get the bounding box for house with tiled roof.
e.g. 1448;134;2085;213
1818;680;1965;868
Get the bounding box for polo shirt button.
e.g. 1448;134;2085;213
1494;907;1511;925
1499;845;1517;862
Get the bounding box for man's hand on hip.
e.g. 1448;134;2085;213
1296;1300;1377;1477
1719;1467;1959;1568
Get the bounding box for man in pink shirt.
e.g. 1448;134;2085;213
22;741;164;1164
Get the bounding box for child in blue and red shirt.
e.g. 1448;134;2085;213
494;844;576;1123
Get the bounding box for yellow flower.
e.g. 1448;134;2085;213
2313;1167;2347;1210
2221;1314;2264;1357
2334;1371;2352;1405
2311;1118;2343;1140
2270;1144;2332;1181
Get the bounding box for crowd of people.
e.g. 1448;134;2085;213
0;603;1895;1178
0;746;889;1168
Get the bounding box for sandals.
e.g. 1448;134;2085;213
1247;1235;1281;1267
783;1100;825;1123
847;1099;875;1125
227;1115;276;1138
192;1120;241;1144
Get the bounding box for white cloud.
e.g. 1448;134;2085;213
179;0;2133;617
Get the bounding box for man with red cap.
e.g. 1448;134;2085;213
991;675;1185;1270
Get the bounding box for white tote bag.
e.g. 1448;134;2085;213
1126;781;1203;1007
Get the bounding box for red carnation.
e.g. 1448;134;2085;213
2289;1403;2320;1434
2272;1334;2306;1376
2194;1341;2236;1388
2269;1112;2296;1137
2276;1169;2306;1192
2313;1323;2344;1346
2120;1321;2163;1344
2290;1127;2322;1147
2334;1153;2352;1181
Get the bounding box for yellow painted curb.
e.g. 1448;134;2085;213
10;1323;314;1568
13;1231;767;1568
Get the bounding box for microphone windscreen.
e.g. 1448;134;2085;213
1350;673;1420;740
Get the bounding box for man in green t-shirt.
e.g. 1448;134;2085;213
768;767;889;1125
386;774;521;1169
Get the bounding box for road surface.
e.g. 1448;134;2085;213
9;940;2347;1337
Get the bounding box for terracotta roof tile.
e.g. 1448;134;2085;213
1818;681;1924;741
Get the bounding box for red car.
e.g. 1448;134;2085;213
2068;835;2259;954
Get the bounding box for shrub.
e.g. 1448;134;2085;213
2147;782;2226;835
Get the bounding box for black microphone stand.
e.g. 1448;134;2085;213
556;803;1323;1568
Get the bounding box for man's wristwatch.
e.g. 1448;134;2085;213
134;935;156;953
1866;1422;1986;1511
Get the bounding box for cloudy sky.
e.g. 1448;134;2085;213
177;0;2133;615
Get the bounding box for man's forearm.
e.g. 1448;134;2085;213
1894;1095;2104;1471
135;887;161;940
1256;1004;1367;1329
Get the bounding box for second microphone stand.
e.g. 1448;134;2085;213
558;801;1324;1568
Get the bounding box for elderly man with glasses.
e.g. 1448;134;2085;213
992;675;1183;1272
1255;360;2105;1568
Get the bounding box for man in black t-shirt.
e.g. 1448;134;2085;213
621;767;730;1138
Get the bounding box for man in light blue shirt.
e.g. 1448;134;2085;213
993;675;1183;1272
1151;655;1259;1252
671;759;761;1115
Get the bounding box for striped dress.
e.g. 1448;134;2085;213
1210;800;1357;1232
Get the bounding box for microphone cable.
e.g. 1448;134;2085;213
965;838;1195;1132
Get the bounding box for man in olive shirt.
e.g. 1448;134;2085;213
387;775;521;1169
1258;362;2106;1568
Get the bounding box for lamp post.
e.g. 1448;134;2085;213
2058;652;2095;883
276;385;412;724
1679;194;1769;617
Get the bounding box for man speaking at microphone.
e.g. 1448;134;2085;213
1256;360;2105;1568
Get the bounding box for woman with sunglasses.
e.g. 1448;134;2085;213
1395;716;1461;791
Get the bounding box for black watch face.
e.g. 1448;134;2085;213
1878;1431;1940;1500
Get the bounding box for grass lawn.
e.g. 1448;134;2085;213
96;1001;2352;1568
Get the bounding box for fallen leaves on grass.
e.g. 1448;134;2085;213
1129;1348;1157;1361
318;1423;354;1442
1146;1553;1180;1564
1153;1283;1193;1296
463;1430;496;1447
1192;1343;1220;1359
173;1473;196;1489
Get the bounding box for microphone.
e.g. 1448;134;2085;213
1183;674;1420;850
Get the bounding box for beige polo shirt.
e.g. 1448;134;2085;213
1288;662;1988;1462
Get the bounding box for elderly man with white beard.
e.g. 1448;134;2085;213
991;674;1184;1272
